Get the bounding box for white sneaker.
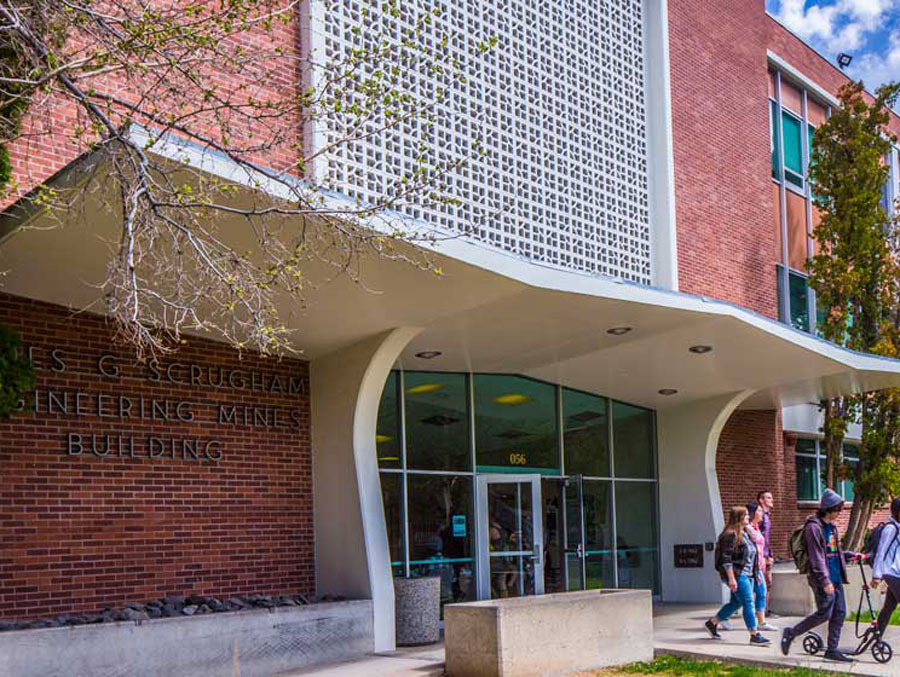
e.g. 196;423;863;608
758;622;778;631
719;621;733;631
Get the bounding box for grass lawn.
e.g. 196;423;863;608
602;655;840;676
852;608;900;625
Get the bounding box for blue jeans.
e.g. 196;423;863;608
716;574;757;631
753;575;767;613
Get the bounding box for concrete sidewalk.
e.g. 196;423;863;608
274;643;445;677
282;603;900;676
654;603;900;676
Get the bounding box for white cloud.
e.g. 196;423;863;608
770;0;900;93
848;29;900;91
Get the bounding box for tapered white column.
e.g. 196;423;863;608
311;327;422;651
656;391;753;603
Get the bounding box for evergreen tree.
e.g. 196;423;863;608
807;81;900;549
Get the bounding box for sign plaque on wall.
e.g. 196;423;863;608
673;544;704;568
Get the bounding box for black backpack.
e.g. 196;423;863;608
864;522;900;565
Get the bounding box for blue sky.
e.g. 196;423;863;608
766;0;900;96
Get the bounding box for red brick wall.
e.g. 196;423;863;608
668;2;900;315
717;413;889;557
716;409;793;556
766;20;900;140
668;0;776;316
0;293;313;621
3;6;303;212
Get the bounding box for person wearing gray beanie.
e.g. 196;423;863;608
781;488;851;663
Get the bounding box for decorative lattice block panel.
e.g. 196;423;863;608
318;0;651;284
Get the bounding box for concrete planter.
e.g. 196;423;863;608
768;564;876;619
393;576;441;646
444;588;653;676
0;600;373;677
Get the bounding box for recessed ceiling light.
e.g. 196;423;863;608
658;388;678;396
689;345;713;354
406;383;445;395
606;327;632;336
415;350;442;359
493;393;533;405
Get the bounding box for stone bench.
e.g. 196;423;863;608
444;589;653;677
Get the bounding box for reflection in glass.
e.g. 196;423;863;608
490;556;534;598
563;389;609;476
615;481;659;593
488;482;535;598
380;473;405;568
405;371;470;471
376;372;401;468
541;479;566;593
795;455;818;501
583;480;614;589
474;375;559;472
407;474;473;606
612;402;655;479
564;477;586;591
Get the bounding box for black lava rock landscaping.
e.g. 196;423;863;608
0;593;336;632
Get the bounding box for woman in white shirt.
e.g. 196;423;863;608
871;498;900;637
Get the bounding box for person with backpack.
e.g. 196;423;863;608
870;497;900;637
705;506;771;645
781;488;852;663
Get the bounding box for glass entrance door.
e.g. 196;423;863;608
564;474;586;590
476;475;544;599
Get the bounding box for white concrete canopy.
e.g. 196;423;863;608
3;132;900;413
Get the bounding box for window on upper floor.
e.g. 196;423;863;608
795;437;857;502
770;69;830;335
770;68;900;340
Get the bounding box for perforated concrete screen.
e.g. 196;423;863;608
318;0;652;284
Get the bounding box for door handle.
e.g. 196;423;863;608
534;544;542;566
576;543;584;559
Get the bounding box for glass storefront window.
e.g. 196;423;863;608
612;402;655;479
404;371;470;471
583;480;614;589
376;372;402;468
615;481;659;593
407;474;474;605
473;374;559;473
377;370;660;602
563;388;610;477
380;473;405;567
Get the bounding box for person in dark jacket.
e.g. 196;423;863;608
705;506;770;645
780;488;852;663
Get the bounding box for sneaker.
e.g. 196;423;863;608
823;650;854;663
767;611;781;619
758;622;778;631
780;628;794;656
704;620;723;640
750;633;771;646
718;620;733;631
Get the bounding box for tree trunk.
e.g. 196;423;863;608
821;397;846;490
843;496;874;552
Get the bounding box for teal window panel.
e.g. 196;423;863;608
783;112;803;174
789;272;810;332
771;100;781;180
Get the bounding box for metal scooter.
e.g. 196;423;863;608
802;553;893;664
